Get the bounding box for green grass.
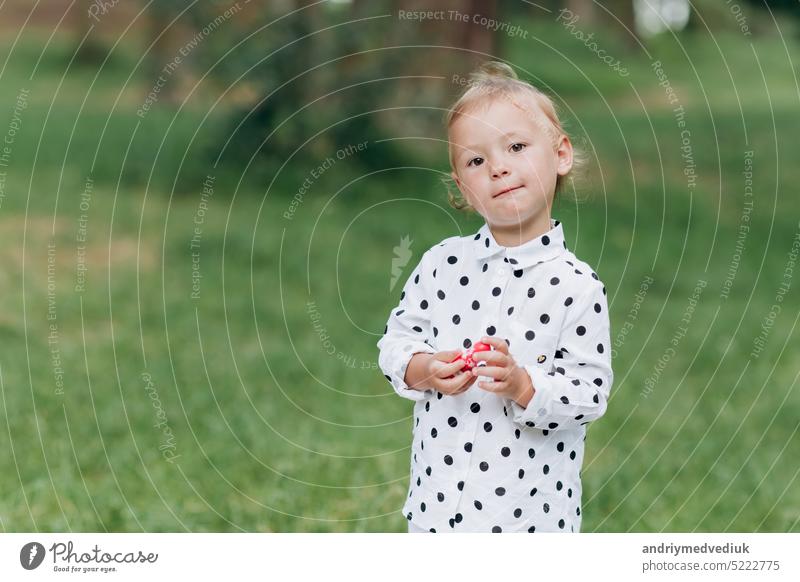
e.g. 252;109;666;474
0;18;799;532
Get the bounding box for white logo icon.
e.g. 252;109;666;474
390;235;413;292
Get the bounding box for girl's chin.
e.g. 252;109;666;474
490;199;535;214
485;212;539;227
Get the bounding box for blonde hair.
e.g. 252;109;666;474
444;61;585;212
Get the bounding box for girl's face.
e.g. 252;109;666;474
449;95;573;228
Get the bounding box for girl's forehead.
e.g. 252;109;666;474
450;96;553;142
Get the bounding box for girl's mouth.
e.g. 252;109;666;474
493;185;523;198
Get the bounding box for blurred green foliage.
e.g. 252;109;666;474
0;2;798;532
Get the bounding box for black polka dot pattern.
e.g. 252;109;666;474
377;218;612;532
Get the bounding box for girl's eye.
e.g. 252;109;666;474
467;157;484;167
510;143;527;152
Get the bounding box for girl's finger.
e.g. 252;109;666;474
459;370;479;387
471;350;506;365
480;336;509;354
453;375;476;394
472;365;508;380
436;359;466;378
435;350;462;362
479;380;507;392
442;370;472;391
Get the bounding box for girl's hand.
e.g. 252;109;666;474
470;336;534;404
424;350;478;396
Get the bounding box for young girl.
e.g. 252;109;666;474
377;61;613;533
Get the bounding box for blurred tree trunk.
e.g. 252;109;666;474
565;0;596;23
600;0;640;48
613;0;640;48
73;0;106;65
386;0;498;72
340;0;497;158
144;1;185;104
461;0;497;64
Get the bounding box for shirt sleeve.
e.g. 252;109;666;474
376;248;438;401
509;278;613;431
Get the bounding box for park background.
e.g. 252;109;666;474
0;0;798;532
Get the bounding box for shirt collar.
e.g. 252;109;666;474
472;218;567;269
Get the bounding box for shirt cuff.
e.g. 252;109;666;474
508;365;556;428
389;343;437;401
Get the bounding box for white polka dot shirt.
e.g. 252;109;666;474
377;218;613;533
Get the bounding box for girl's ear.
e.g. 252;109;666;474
555;135;574;176
450;170;461;190
450;170;472;209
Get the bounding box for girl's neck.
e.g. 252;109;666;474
487;213;552;248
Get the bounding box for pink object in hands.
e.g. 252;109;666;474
446;342;492;378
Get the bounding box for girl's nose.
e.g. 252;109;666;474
491;165;510;179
